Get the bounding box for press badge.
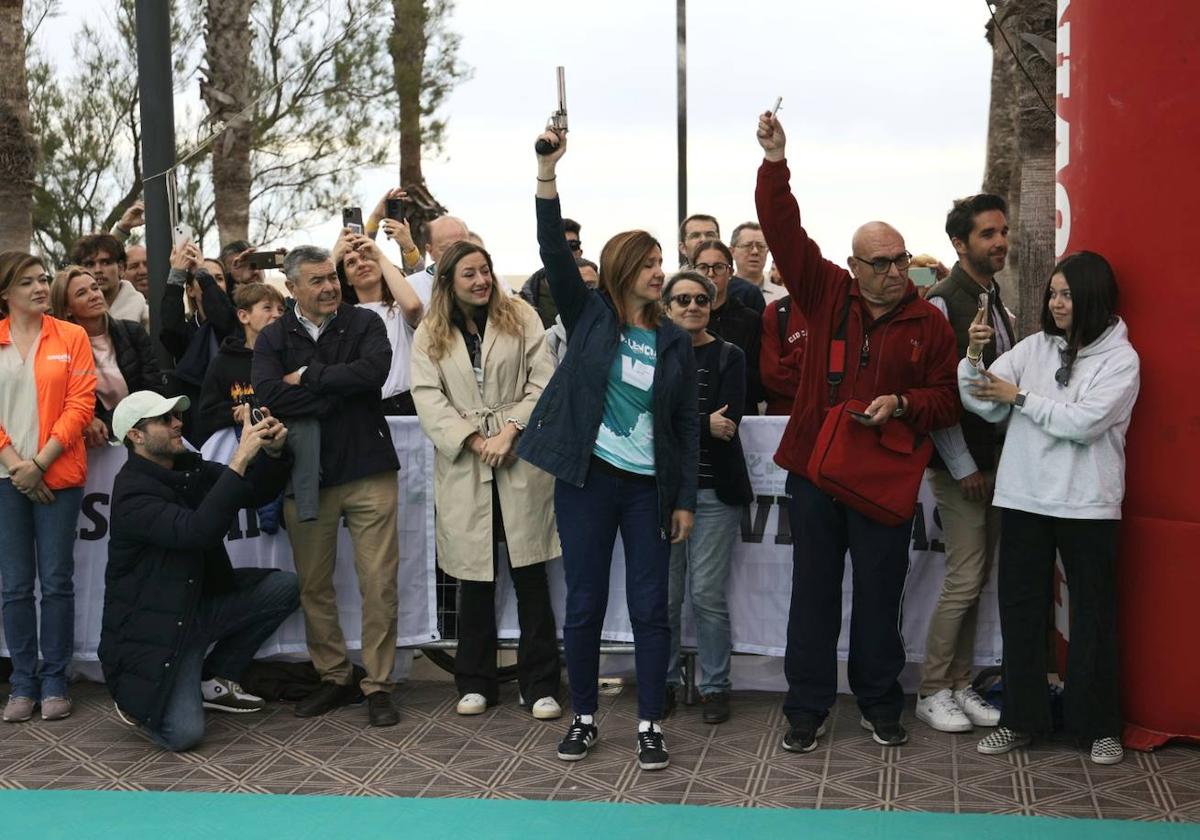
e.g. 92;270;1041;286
621;356;654;391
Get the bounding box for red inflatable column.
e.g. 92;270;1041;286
1056;0;1200;749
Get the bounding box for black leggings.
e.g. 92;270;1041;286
998;508;1121;740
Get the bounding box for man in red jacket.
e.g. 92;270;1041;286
754;111;960;753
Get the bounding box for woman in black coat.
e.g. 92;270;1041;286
51;266;161;445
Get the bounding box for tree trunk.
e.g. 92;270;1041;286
982;1;1021;322
390;0;428;188
202;0;254;246
0;0;36;252
1012;0;1057;337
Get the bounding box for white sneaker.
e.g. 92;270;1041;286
1091;736;1124;765
456;693;488;715
915;688;972;733
954;686;1000;727
531;696;562;720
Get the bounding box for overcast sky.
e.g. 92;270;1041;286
42;0;995;278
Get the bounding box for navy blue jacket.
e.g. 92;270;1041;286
517;196;699;532
100;450;292;729
252;303;399;488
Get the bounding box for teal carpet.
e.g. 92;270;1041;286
2;790;1197;839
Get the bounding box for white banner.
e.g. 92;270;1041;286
2;417;1000;676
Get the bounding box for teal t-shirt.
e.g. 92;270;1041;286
593;326;657;475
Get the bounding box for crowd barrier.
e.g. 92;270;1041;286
0;417;1002;683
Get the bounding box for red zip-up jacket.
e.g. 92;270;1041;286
755;159;960;477
760;295;808;415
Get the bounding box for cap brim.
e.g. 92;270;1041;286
110;394;192;446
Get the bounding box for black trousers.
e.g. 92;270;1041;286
998;508;1121;740
454;485;560;705
782;474;912;726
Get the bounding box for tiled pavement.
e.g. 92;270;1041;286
1;679;1198;821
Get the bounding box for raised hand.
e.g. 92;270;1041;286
757;112;786;161
535;128;567;165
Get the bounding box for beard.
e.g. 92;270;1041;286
965;249;1004;279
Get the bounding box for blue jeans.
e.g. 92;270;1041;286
555;467;671;721
150;569;299;751
0;480;82;700
667;489;738;694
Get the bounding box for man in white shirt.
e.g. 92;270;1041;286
916;194;1016;734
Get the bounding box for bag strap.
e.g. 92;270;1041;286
825;286;854;406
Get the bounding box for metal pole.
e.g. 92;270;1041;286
676;0;687;260
134;0;177;370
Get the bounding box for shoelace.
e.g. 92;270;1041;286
930;693;962;714
637;728;665;752
563;719;593;743
958;687;987;708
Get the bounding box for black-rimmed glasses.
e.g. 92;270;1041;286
852;251;912;275
694;262;731;275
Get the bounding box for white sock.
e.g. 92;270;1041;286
578;714;594;725
638;719;659;733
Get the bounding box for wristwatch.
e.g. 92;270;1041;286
506;417;527;432
1014;391;1028;410
891;394;906;417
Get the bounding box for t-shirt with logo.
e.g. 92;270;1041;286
593;326;656;475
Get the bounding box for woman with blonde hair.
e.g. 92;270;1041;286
50;266;160;445
411;240;562;720
0;251;96;723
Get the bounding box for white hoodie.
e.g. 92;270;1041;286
958;318;1140;519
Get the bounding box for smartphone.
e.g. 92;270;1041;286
977;292;991;322
384;197;405;222
250;407;266;425
909;266;937;287
342;206;364;234
244;250;284;270
171;222;194;248
848;409;874;421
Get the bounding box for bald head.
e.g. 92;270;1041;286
428;215;470;263
850;221;904;258
848;221;910;313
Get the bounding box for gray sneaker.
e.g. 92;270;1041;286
201;677;265;713
40;696;72;721
3;696;35;723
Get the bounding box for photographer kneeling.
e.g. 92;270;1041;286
99;391;300;751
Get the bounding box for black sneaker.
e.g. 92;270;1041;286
701;691;730;724
557;715;598;761
294;681;361;718
636;724;670;771
663;685;678;719
366;691;399;727
860;716;908;746
781;716;827;753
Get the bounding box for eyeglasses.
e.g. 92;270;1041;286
670;293;711;307
734;242;768;252
567;239;582;252
1055;351;1073;387
852;251;912;275
694;262;731;275
136;410;183;429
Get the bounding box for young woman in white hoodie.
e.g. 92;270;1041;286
958;251;1139;765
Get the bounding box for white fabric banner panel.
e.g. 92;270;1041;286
496;417;1002;668
0;419;437;661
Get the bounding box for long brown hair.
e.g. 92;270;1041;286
422;241;527;361
599;230;662;328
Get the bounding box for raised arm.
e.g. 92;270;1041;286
753;113;849;318
534;128;591;331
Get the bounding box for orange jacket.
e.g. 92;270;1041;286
0;315;96;489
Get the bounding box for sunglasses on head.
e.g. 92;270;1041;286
671;293;711;307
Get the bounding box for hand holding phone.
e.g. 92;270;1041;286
342;206;364;234
848;409;874;421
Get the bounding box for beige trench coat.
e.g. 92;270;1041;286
410;302;560;581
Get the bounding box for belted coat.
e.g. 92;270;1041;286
410;299;560;581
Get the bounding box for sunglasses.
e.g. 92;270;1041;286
135;410;184;429
671;293;711;307
567;239;582;252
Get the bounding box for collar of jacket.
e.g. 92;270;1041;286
282;303;351;338
947;261;999;298
125;451;205;486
